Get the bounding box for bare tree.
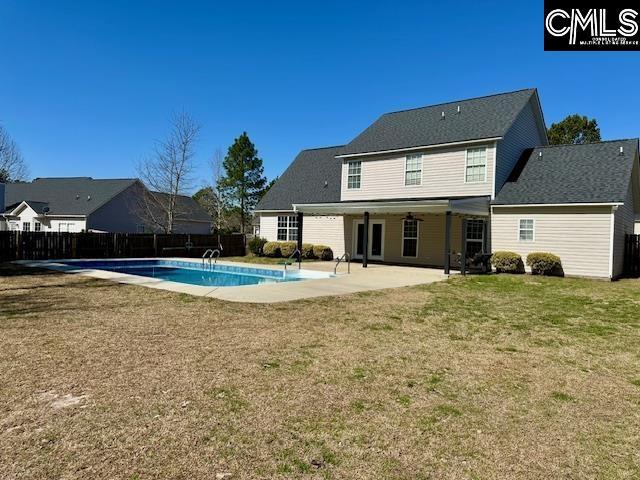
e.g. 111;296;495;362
210;149;228;232
0;124;28;182
136;112;200;233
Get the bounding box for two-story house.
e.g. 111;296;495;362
256;89;640;279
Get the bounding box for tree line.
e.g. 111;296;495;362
0;111;603;234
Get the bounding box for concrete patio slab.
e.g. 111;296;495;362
19;258;447;303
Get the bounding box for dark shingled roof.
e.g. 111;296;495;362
150;191;212;222
256;146;344;211
4;177;137;215
339;89;538;156
493;139;639;205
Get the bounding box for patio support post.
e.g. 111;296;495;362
460;218;467;276
444;211;452;274
297;211;304;265
363;211;369;268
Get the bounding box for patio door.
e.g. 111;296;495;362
353;219;385;261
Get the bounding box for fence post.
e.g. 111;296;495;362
153;234;158;257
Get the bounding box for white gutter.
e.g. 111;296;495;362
491;202;623;208
336;137;503;159
609;205;618;279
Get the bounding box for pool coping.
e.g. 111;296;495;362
16;257;447;303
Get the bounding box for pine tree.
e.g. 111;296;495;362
218;132;267;234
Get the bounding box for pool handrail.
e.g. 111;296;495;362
284;249;301;270
202;249;214;268
334;252;351;275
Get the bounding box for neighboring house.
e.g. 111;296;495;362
0;177;212;234
256;88;640;279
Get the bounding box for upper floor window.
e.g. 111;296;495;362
465;147;487;183
347;161;361;189
405;154;422;186
519;219;534;242
22;222;30;232
277;215;298;241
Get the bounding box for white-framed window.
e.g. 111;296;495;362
58;223;69;233
519;218;534;242
402;219;419;257
347;161;362;189
465;219;485;257
22;222;30;232
405;154;422;186
9;221;19;231
136;224;146;233
465;147;487;183
34;221;41;232
277;215;298;241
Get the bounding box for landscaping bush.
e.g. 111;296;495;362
526;252;563;276
248;236;267;256
491;251;525;274
312;245;334;261
301;243;316;259
262;241;282;258
279;241;298;258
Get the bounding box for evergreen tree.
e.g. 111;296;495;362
218;132;267;234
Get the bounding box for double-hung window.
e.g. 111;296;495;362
22;222;30;232
34;221;42;232
465;147;487;183
402;219;419;257
405;154;422;186
519;219;534;241
347;161;361;189
465;219;484;257
277;215;298;241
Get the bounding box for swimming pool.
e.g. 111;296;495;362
58;259;332;287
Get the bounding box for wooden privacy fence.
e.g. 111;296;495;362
623;234;640;277
0;231;246;261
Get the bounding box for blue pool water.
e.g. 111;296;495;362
59;259;330;287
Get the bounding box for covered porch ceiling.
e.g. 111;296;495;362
293;196;490;216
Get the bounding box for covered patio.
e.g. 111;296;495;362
293;196;491;273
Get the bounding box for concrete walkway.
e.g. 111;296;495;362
23;258;447;303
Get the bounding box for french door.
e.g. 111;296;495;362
353;219;385;261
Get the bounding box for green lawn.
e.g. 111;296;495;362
1;265;640;478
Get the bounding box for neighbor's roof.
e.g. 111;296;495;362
4;177;137;215
339;88;540;156
256;146;344;211
493;139;639;205
150;191;212;222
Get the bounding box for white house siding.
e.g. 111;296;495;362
259;213;346;258
491;206;613;278
6;204;86;232
495;99;546;195
635;215;640;234
613;181;636;278
340;143;495;201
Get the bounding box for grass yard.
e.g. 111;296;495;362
1;264;640;479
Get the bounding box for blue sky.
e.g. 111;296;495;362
1;1;639;192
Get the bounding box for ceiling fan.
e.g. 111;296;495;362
403;212;423;222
